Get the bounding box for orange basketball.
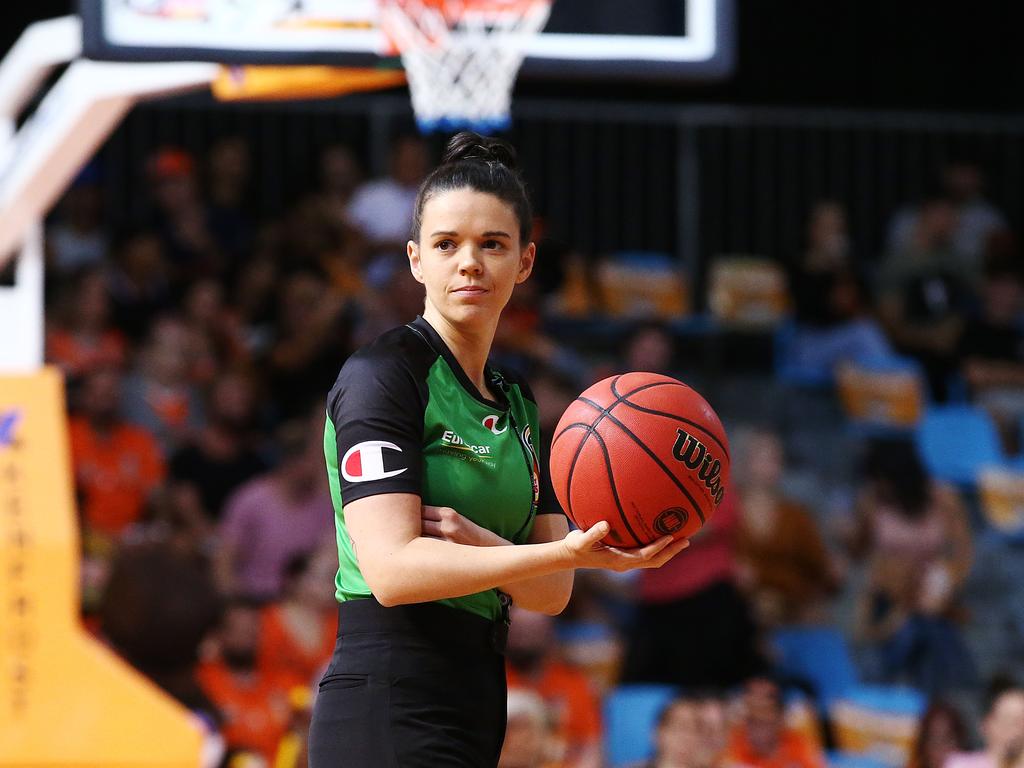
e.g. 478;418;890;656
549;372;730;547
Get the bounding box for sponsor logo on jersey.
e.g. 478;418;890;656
441;429;493;455
482;414;507;435
341;440;407;483
0;409;22;451
671;428;725;506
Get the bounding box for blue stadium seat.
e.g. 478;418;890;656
774;319;836;389
771;627;859;710
827;750;893;768
915;404;1005;487
603;684;678;768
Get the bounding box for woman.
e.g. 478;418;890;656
307;132;688;768
848;439;974;693
908;702;969;768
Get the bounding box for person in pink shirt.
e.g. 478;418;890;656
213;418;335;602
621;485;765;687
945;682;1024;768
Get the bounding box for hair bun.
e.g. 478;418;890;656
441;131;518;170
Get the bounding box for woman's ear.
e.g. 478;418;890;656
408;240;425;284
516;241;536;285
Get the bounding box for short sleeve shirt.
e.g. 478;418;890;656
323;315;548;621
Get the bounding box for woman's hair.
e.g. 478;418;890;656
411;131;533;244
909;701;970;768
860;437;931;518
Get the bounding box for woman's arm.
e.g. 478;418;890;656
421;505;573;614
346;494;687;608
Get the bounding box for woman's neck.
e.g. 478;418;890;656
422;305;496;395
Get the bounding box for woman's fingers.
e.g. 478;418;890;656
421;520;442;537
581;521;611;547
421;505;443;522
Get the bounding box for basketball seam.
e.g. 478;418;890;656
558;422;597;527
588;428;645;548
578;396;707;525
609;378;730;459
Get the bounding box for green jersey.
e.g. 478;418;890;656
324;315;552;621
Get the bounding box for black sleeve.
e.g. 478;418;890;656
327;348;427;507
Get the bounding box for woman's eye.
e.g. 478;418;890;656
483;240;504;250
436;240;455;251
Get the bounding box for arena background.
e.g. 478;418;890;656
3;2;1024;767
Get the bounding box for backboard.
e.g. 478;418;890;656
80;0;735;81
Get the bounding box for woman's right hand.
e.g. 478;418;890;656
560;521;690;572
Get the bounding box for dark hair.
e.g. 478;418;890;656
911;701;970;768
411;131;533;244
860;438;930;519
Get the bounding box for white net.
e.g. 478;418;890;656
379;0;552;133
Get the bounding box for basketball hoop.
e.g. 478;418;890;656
379;0;552;134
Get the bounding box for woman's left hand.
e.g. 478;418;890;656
420;505;509;547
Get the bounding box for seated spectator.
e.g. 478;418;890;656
724;678;824;768
346;134;427;262
258;549;337;691
46;163;107;275
734;427;839;626
848;439;975;693
877;197;974;400
960;255;1024;452
169;369;267;522
788;201;892;379
639;693;725;768
506;607;602;768
213;418;334;602
946;681;1024;768
623;322;683;379
46;268;127;385
70;367;165;539
181;278;249;385
499;690;561;768
204;135;255;268
106;228;173;343
196;601;293;765
908;701;970;768
122;315;206;455
623;486;766;689
265;268;353;420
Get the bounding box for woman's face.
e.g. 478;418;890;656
409;188;534;330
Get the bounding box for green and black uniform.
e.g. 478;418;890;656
308;315;555;768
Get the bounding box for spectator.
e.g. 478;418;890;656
70;366;165;539
180;277;249;384
506;607;603;768
121;315;206;454
622;486;766;689
317;144;363;211
146;147;223;282
623;323;680;378
499;690;560;768
169;369;267;522
257;550;337;690
213;418;334;602
265;269;352;420
196;601;293;764
734;427;839;626
959;255;1024;452
46;163;107;275
946;682;1024;768
346;134;428;261
908;701;970;768
723;678;825;768
204;135;254;268
848;439;975;694
787;201;892;379
46;268;127;384
877;197;974;400
638;693;724;768
106;228;173;343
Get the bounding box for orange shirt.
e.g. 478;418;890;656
507;660;602;748
196;659;292;764
47;329;126;378
257;604;336;689
725;726;825;768
69;418;165;536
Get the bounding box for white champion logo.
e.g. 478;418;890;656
482;414;507;435
342;440;407;483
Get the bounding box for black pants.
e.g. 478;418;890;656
308;599;508;768
621;580;766;689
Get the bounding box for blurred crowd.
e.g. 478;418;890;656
43;133;1024;768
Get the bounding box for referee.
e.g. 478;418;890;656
308;132;689;767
